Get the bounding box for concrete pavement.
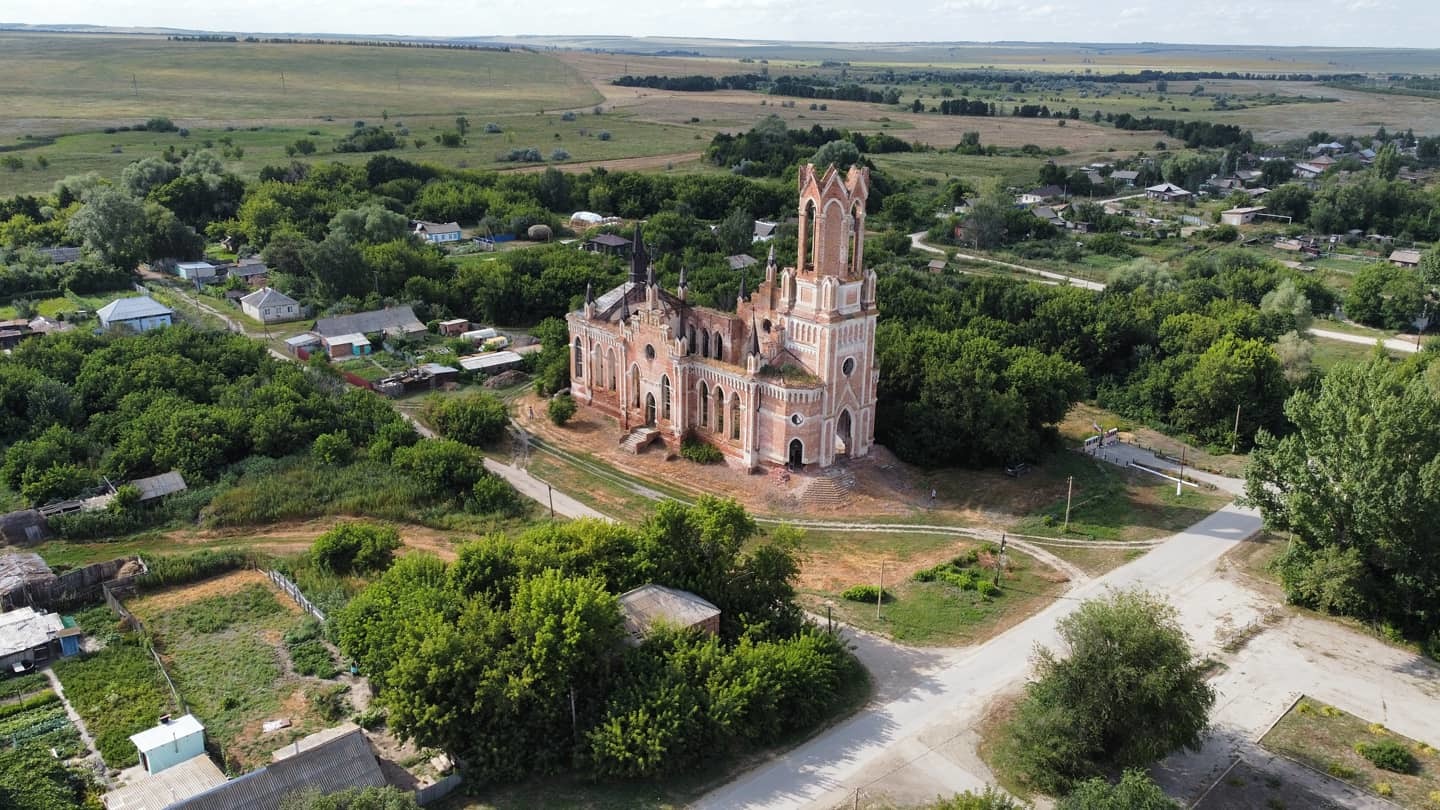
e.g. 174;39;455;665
693;502;1263;809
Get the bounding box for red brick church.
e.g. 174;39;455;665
566;163;879;469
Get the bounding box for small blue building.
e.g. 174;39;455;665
97;296;174;332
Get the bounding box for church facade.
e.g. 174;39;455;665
566;163;879;469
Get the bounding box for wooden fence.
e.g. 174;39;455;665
265;570;327;623
102;577;186;715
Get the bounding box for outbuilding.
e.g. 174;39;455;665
97;296;173;333
0;606;66;673
617;584;721;643
1220;206;1267;226
130;715;208;776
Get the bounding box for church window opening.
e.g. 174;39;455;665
715;388;725;436
661;375;671;421
730;397;741;440
842;357;855;377
573;337;584;378
644;343;655;361
699;382;710;427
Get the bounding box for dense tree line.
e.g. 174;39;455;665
875;248;1330;466
937;98;995;117
612;74;762;91
335;497;861;783
1245;352;1440;645
1109;113;1252;149
769;75;890;103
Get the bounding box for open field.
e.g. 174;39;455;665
0;34;600;136
1262;696;1440;809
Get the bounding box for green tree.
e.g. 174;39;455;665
1346;262;1424;330
996;590;1214;794
1170;335;1287;449
809;139;861;172
715;208;755;256
1374;143;1400;181
926;787;1026;809
422;391;509;446
1260;278;1313;333
391;438;486;494
1244;355;1440;636
547;393;577;426
1057;771;1179;810
67;186;149;269
962;179;1012;248
310;522;402;574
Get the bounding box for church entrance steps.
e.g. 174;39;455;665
800;467;857;509
620;427;663;454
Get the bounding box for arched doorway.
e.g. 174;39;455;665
645;393;656;426
788;438;803;469
660;375;671;421
836;409;852;458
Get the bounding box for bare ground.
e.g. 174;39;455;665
161;518;464;561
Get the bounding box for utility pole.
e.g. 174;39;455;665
280;72;286;93
131;73;139;97
1062;475;1073;532
1177;446;1186;497
547;483;554;520
1231;403;1242;455
876;560;884;621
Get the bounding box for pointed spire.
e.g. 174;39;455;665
737;271;747;305
646;263;655;288
766;244;776;267
585;281;594;305
748;313;762;358
678;264;688;289
629;225;648;285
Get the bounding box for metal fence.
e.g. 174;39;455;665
265;570;327;623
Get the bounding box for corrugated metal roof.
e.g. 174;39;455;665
0;606;64;658
103;754;227;810
169;728;385;810
240;288;298;309
458;351;523;372
130;471;187;502
0;552;54;595
97;296;173;323
314;307;424;338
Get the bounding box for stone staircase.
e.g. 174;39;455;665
620;427;662;455
802;467;857;509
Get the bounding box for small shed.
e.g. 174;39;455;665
1221;206;1267;226
0;553;56;608
584;233;631;257
0;606;66;672
438;318;470;336
458;350;524;374
130;471;188;503
131;714;208;775
1390;249;1423;268
174;262;217;282
617;584;721;643
927;259;947;274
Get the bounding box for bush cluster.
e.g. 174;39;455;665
1355;739;1418;774
680;436;723;464
840;584;889;602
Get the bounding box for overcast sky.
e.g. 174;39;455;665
6;0;1440;49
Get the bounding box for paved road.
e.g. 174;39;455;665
694;502;1264;809
908;232;1106;292
1310;327;1420;354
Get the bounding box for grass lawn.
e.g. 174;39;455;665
805;544;1067;646
1261;696;1440;809
1009;451;1232;543
128;572;345;772
1311;337;1398;372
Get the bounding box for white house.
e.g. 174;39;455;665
413;221;462;243
97;296;173;332
1220;206;1267;226
239;287;301;324
1145;182;1192;202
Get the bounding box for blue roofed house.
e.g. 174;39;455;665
97;296;173;333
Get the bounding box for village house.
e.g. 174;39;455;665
413;220;462;244
174;261;217;282
1389;248;1423;268
582;233;632;258
566;163;879;470
1109;169;1140;186
1145;182;1192;202
438;318;470;337
0;605;71;672
98;296;174;333
752;220;779;242
226;259;270;287
1018;185;1066;205
239;288;301;324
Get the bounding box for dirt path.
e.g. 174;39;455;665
43;668;108;786
163;517;465;561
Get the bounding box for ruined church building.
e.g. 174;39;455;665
566;163;879;469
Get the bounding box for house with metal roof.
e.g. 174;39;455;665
98;296;174;332
413;220;462;243
174;262;217;282
103;753;228;810
458;350;524;374
240;288;301;324
617;584;721;642
1144;182;1192;202
583;233;632;257
313;306;425;341
0;606;67;672
1390;248;1423;268
167;726;386;810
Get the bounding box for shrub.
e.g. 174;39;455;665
484;122;502;133
561;111;577;121
597;130;611;141
141;550;250;590
1356;739;1417;773
423;392;509;446
470;473;526;518
840;585;890;603
550;148;570;161
285;618;337;678
311;522;402;575
306;683;351;722
548;394;577;426
1206;224;1239;242
680;437;723;464
312;431;354;465
1327;762;1357;779
1376;781;1393;797
143;117;178;132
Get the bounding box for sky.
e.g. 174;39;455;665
4;0;1440;49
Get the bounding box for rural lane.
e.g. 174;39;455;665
693;502;1263;809
908;231;1109;292
1310;327;1420;354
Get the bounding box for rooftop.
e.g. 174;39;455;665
240;287;299;309
130;714;205;754
0;606;65;658
588;233;630;247
314;306;424;338
168;727;385;810
459;350;523;371
1390;249;1423;263
131;471;188;502
103;755;228;810
415;220;462;235
617;584;720;641
98;296;173;323
0;553;54;597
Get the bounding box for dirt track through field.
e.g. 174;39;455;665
501;152;703;174
163;517;463;561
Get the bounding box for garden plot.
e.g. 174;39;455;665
0;675;82;758
126;570;349;771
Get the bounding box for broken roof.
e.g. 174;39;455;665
130;471;188;502
0;606;64;659
618;584;720;641
0;553;54;597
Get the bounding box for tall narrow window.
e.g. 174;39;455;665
661;375;671;421
698;382;709;428
731;396;741;440
573;337;584;378
715;389;725;436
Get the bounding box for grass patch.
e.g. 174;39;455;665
52;633;175;768
1011;452;1232;543
200;456;444;527
180;583;285;634
1261;695;1440;809
284;618;337;679
808;546;1065;646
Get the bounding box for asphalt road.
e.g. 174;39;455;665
694;502;1264;809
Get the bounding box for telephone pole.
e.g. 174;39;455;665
1230;403;1242;454
1177;447;1186;497
1062;475;1073;532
